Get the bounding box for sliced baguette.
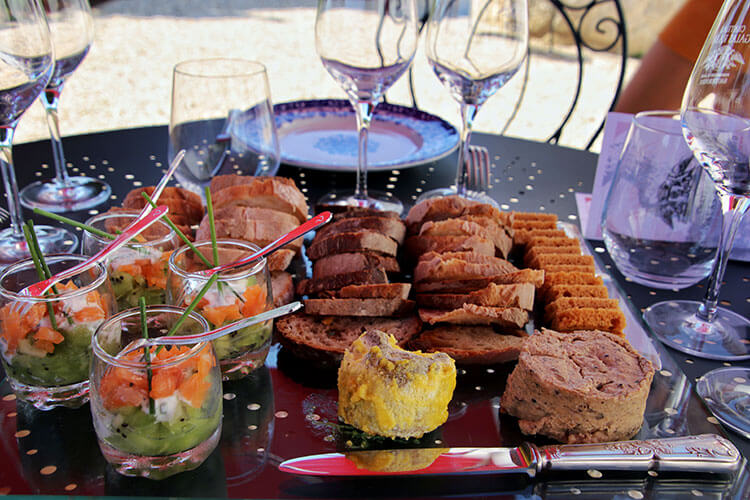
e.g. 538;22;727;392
268;249;296;272
212;177;307;222
405;196;509;233
416;283;535;311
313;252;400;280
303;297;415;316
307;231;398;260
296;268;388;296
411;326;525;365
337;283;411;299
271;271;294;307
209;174;299;195
414;251;518;282
196;211;302;252
415;269;546;293
419;304;528;330
315;216;406;245
405;234;495;259
275;313;422;364
419;219;512;258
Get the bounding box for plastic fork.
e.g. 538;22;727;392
194;211;333;277
9;205;170;315
120;301;302;355
466;145;491;192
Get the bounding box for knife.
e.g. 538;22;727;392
278;434;742;477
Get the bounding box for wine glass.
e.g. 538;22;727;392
0;0;78;264
19;0;111;212
315;0;419;214
419;0;528;204
643;0;750;361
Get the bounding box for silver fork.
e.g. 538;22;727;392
0;206;9;224
466;145;491;192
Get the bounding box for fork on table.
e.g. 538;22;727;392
466;145;491;192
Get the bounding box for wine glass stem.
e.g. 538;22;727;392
354;100;375;200
697;191;750;321
455;102;478;196
0;125;25;237
42;85;71;187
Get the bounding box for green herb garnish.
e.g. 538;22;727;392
32;208;115;240
205;186;219;266
139;296;155;415
22;222;59;331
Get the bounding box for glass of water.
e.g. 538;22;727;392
601;110;721;289
169;59;280;194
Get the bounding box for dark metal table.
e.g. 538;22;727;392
0;126;747;499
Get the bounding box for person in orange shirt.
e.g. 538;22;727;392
614;0;724;114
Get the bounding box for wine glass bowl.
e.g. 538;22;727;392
0;0;79;264
643;0;750;361
420;0;528;203
19;0;112;213
315;0;419;213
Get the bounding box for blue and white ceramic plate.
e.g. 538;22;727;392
273;99;458;171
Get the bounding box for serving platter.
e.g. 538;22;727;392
0;127;747;498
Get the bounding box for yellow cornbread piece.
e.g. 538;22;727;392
337;330;457;439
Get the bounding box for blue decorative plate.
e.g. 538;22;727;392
273;99;458;171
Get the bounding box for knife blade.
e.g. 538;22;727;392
278;434;741;477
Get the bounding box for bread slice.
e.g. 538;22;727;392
275;313;422;364
548;308;626;336
540;264;597;274
196;210;302;252
455;215;513;255
419;304;528;330
209;174;299;195
329;206;401;220
268;249;296;272
528;254;595;270
405;196;510;233
514;229;568;246
416;283;535;311
542;271;604;289
271;271;294;307
313;252;400;280
123;196;204;224
337;283;411;300
527;236;581;249
315;216;406;245
307;231;398;260
123;186;203;220
512;220;557;231
544;284;610;302
419;219;512;258
511;212;558;223
212;177;308;222
544;297;620;321
303;297;415;316
405;234;495;259
296;268;388;296
414;251;518;283
415;269;546;293
523;246;581;266
411;326;524;365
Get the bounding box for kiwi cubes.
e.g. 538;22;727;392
110;269;165;310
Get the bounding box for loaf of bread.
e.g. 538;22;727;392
338;330;456;438
501;329;654;443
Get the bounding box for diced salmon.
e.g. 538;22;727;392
150;369;179;399
34;326;65;344
179;372;210;408
73;306;105;322
33;339;55;354
202;304;242;327
240;285;267;317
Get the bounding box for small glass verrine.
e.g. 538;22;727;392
0;254;114;409
90;306;222;479
83;211;180;311
167;240;273;380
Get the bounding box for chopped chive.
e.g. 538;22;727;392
139;297;155;415
205;186;219;266
155;273;219;355
22;222;58;331
141;192;213;268
27;221;72;325
33;208;115;240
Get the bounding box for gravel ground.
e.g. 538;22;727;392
14;0;638;152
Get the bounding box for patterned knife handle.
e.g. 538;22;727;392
535;434;741;474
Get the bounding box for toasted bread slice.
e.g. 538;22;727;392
268;249;296;272
416;282;535;311
271;271;294;307
123;186;203;219
313;252;400;280
275;313;422;365
307;231;398;260
414;251;517;282
405;235;495;260
296;268;388;296
415;269;546;293
523;246;581;266
419;219;512;258
544;297;620;321
196;209;302;252
405;196;510;233
337;283;411;300
548;308;626;336
511;212;558;223
543;284;610;301
419;304;528;330
316;216;406;245
328;206;401;220
541;271;604;289
528;254;595;270
540;264;597;274
526;236;581;249
212;177;307;222
209;174;299;195
411;326;525;365
303;297;415;316
512;220;557;231
514;229;568;246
